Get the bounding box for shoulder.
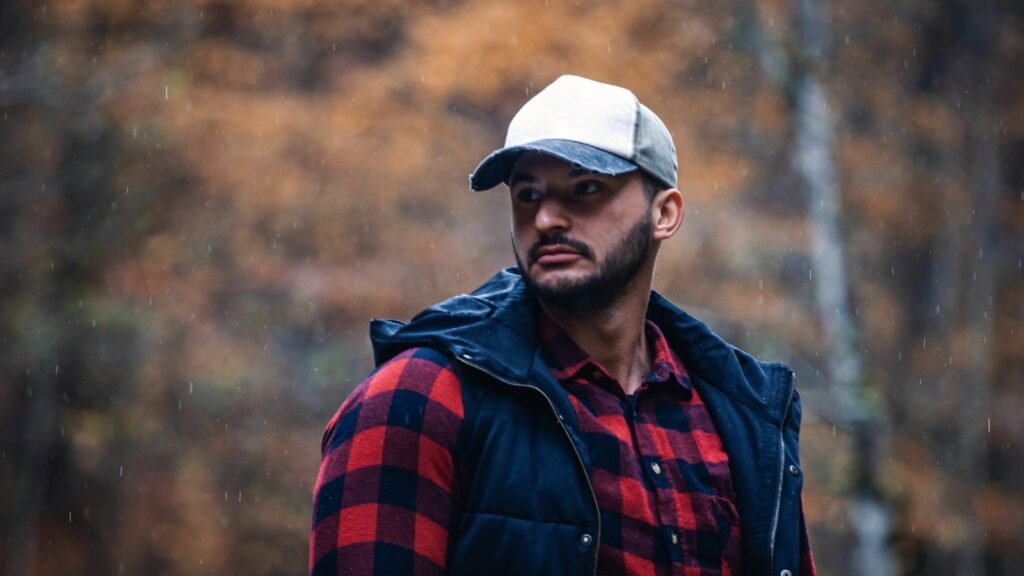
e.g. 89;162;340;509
361;347;464;415
321;347;466;453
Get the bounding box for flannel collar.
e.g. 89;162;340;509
537;308;692;397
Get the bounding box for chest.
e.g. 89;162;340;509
454;373;743;575
564;379;743;574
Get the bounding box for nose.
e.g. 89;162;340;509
534;197;570;234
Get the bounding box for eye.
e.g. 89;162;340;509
515;187;543;203
573;180;604;197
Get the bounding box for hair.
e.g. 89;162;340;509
641;172;667;202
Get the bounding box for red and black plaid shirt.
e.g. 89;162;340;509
536;314;742;575
312;313;811;575
311;346;463;575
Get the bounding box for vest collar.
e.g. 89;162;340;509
370;267;793;422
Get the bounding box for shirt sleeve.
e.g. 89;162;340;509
310;347;466;576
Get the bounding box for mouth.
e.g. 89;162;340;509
533;245;584;266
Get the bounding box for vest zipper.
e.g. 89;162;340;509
768;370;796;573
455;353;602;576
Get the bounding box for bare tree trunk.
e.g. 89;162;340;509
956;5;1000;569
956;108;998;576
2;37;63;576
7;360;60;576
793;76;862;415
740;1;896;570
790;0;893;574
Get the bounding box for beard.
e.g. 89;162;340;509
515;212;652;315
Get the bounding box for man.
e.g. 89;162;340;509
311;75;814;576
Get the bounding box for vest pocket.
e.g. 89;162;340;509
449;512;593;576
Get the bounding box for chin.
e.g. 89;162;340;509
529;266;589;287
528;269;595;294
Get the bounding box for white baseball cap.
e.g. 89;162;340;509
469;75;677;191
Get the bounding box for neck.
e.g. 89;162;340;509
541;270;655;395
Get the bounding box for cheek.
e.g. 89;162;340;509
583;220;628;257
510;204;533;224
510;221;533;253
510;211;535;238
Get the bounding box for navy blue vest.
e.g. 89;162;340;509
371;269;805;576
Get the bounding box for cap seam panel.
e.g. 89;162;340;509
630;96;641;161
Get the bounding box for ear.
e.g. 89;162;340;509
651;188;684;241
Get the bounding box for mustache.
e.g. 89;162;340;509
528;234;594;264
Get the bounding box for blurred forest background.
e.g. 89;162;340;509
1;0;1021;574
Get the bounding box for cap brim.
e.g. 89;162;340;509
468;139;638;191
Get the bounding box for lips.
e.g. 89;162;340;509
533;245;583;265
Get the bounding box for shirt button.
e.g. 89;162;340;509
651;462;662;475
789;464;801;477
780;570;793;576
670;532;679;545
580;533;593;546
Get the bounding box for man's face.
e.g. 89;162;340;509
509;153;654;313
